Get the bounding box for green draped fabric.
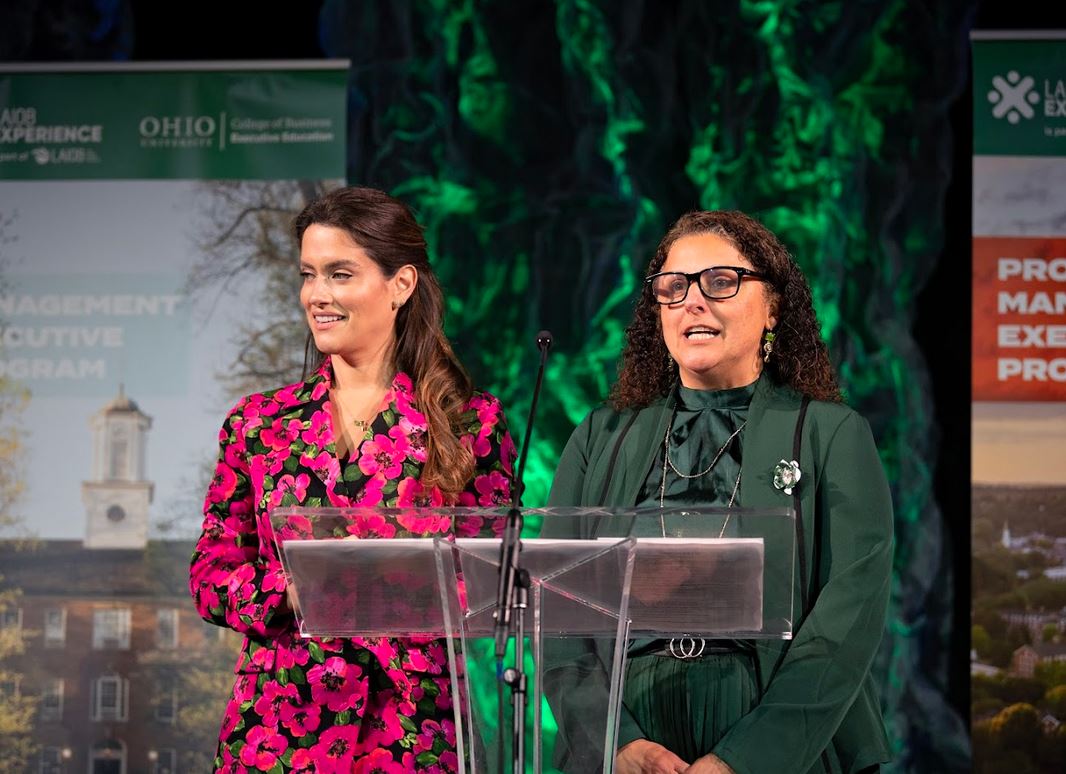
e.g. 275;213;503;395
624;653;759;765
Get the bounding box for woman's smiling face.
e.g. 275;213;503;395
658;232;777;390
299;224;410;363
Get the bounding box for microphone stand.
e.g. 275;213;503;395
492;329;552;774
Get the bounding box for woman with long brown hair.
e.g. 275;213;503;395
191;187;515;772
548;210;893;773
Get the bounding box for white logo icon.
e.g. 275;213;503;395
988;70;1040;124
31;147;49;165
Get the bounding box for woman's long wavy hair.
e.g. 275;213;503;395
293;187;475;497
610;210;841;409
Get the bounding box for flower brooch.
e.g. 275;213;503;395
773;459;802;495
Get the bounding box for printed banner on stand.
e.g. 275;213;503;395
970;32;1066;774
0;62;347;772
0;64;344;180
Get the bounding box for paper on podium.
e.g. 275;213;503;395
622;537;764;636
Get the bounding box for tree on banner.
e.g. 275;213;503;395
186;180;334;399
0;222;37;770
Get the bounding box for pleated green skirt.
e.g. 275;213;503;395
622;651;758;763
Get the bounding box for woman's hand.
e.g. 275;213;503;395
615;739;690;773
283;581;299;613
683;753;735;773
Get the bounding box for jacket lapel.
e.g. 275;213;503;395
608;396;674;507
739;379;818;690
739;378;805;509
275;363;347;502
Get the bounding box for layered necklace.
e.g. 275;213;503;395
658;406;746;537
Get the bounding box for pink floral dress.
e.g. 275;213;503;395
190;362;515;773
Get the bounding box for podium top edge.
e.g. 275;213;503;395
268;505;796;518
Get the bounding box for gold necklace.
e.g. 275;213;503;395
658;407;744;535
331;389;385;437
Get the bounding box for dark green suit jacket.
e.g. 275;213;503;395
546;377;893;774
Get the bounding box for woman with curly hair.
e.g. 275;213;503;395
190;187;515;772
547;210;893;774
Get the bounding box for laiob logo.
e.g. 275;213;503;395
988;70;1041;124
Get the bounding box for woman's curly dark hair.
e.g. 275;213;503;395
610;210;841;409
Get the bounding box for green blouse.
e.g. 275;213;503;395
635;380;756;511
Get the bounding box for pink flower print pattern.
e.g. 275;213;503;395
357;697;406;749
209;463;239;503
290;748;317;772
395;418;428;462
474;469;511;506
240;724;289;771
352;474;386;508
254;680;300;727
260;417;304;451
356;748;408;774
345;507;396;539
280;701;322;737
414;718;457;754
311;725;360;773
300;409;332;448
396;478;446;511
190;361;516;771
357;432;408;478
298;449;339;490
308;657;365;713
499;431;517;475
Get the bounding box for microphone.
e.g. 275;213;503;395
492;329;553;660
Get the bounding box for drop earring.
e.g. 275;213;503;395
763;331;776;363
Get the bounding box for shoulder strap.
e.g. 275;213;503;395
597;410;640;504
792;396;813;614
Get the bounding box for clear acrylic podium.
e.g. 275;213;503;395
269;506;795;774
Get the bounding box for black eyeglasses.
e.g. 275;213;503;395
645;266;769;305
